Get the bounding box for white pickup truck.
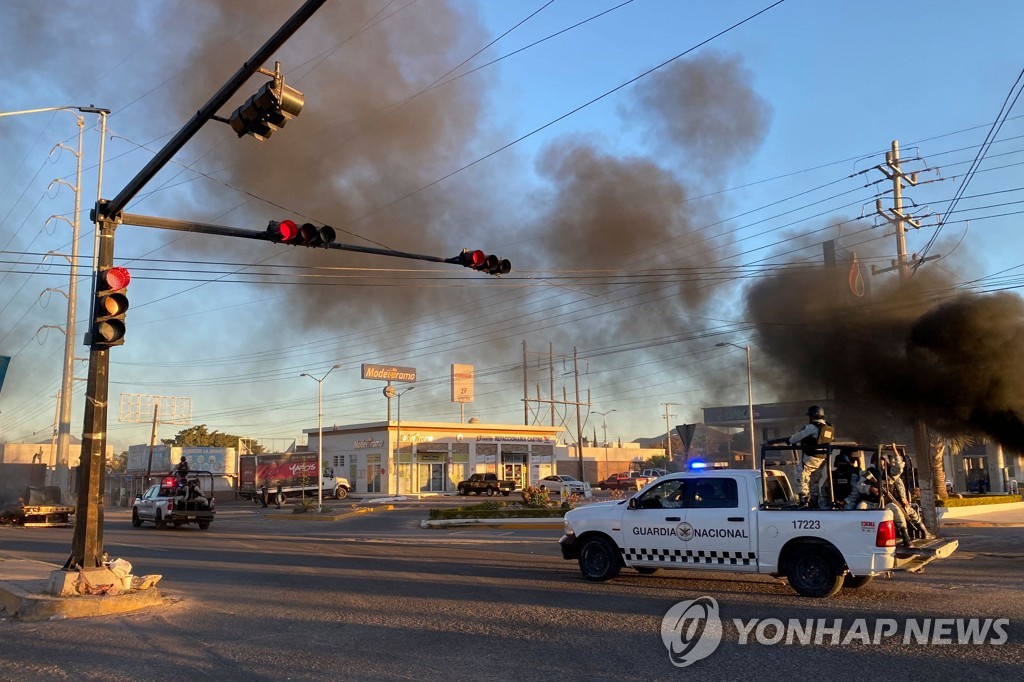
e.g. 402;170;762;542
559;468;958;598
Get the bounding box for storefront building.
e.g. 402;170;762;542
311;421;566;495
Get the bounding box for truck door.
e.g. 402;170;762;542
139;485;159;520
681;476;755;572
620;478;692;568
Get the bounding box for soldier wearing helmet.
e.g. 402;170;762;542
785;405;834;508
830;451;858;508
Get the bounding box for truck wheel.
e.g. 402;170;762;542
501;491;511;497
486;487;496;497
578;536;621;581
458;487;467;496
842;574;874;589
198;521;211;530
131;509;142;528
786;547;843;598
155;510;167;530
335;487;348;500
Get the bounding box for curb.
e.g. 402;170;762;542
261;505;394;521
940;520;1024;528
420;518;564;530
0;579;165;622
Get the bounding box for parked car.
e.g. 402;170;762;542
537;475;586;495
641;468;668;479
596;472;649;491
457;473;515;496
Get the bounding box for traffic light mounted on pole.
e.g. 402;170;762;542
453;248;511;276
267;219;336;247
228;61;304;142
89;266;130;349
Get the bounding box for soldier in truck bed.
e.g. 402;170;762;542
783;405;834;508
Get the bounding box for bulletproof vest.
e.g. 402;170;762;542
800;421;833;456
833;467;854;501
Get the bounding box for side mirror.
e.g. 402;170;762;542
627;497;638;510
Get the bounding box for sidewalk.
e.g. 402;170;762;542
938;501;1024;527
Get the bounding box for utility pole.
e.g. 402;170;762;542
573;348;586;481
874;139;938;531
661;403;679;462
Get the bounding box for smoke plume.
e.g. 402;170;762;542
746;260;1024;450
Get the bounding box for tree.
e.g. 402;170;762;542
162;425;265;452
645;454;669;470
930;432;973;500
107;450;127;473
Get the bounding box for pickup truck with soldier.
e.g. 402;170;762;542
559;442;957;598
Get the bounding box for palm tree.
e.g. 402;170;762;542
930;432;974;500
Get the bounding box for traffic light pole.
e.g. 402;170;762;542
66;0;329;571
65;217;117;569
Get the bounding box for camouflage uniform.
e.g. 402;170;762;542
787;417;831;504
848;455;933;546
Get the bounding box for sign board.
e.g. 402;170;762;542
451;363;474;403
676;424;696;454
119;394;192;425
361;363;416;383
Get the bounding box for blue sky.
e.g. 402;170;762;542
2;0;1023;454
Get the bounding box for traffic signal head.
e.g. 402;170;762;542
229;80;305;142
452;249;511;275
455;249;486;268
481;254;512;275
91;266;130;349
267;220;336;247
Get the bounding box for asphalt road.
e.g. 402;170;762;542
0;501;1021;681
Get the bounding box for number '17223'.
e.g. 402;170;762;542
793;519;821;530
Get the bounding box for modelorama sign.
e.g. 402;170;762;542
361;363;416;382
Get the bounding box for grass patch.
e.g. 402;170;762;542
937;494;1022;508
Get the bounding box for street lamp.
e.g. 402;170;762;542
387;386;415;495
716;342;756;469
594;409;616;479
1;105;110;495
301;364;341;511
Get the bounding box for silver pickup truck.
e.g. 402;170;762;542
132;471;216;530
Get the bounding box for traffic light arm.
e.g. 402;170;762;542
118;211;510;270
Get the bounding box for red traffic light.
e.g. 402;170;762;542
267;220;335;247
268;220;299;242
456;249;486;268
102;266;131;290
451;249;511;275
91;266;130;349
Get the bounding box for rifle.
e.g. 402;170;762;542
859;468;902;510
